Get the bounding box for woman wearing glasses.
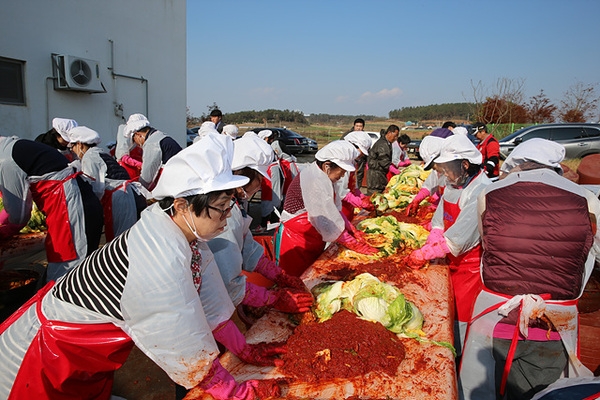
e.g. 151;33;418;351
207;133;313;334
0;134;281;400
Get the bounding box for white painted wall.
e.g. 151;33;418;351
0;0;187;147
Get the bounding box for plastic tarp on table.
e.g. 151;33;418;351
219;243;458;399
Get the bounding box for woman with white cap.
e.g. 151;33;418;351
0;134;281;399
408;134;492;352
206;133;312;364
124;113;182;190
338;130;375;219
0;135;103;281
405;134;448;216
276;140;378;277
255;129;299;233
459;138;600;400
34;117;78;161
68;126;147;241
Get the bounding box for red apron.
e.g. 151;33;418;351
29;172;80;263
443;197;483;323
275;212;326;277
100;180;134;242
4;282;134;399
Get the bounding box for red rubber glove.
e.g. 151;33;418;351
406;188;430;216
270;288;314;313
337;231;379;255
254;254;305;290
242;282;313;313
212;320;286;367
198;358;281;400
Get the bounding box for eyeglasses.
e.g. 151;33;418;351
207;199;235;220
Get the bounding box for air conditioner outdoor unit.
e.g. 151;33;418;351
52;54;106;93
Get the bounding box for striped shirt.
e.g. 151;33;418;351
53;230;130;320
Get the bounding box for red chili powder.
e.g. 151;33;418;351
280;310;405;383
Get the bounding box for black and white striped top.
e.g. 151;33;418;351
53;231;130;320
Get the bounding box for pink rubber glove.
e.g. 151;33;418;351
406;187;430;216
120;154;142;169
397;158;412;168
198;358;281;400
212;320;286;367
0;210;25;240
343;190;364;208
254;254;305;290
340;211;368;241
242;282;313;313
389;164;400;175
408;229;449;269
337;231;378;255
429;190;441;205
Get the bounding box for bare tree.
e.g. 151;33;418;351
559;81;598;122
470;77;526;128
526;90;557;123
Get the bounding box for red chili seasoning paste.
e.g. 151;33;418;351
280;310;405;383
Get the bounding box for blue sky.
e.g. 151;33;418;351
186;0;600;118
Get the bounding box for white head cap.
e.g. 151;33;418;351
68;126;101;145
52;118;78;142
124;113;150;139
257;130;273;140
197;121;219;139
500;138;565;174
434;134;482;165
315;140;359;172
452;126;469;136
419;136;446;170
151;133;249;200
232;132;275;180
222;124;239;139
344;130;372;155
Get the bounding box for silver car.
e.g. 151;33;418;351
499;123;600;159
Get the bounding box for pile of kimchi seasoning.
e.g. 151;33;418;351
280;310;405;383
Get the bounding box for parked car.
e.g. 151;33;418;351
498;123;600;159
364;131;381;147
306;137;318;152
186;129;197;146
251;127;313;154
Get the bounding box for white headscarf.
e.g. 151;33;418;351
232;133;275;180
344;130;372;155
124;113;150;139
68;126;101;145
152;133;249;200
500;138;565;174
222;124;239;139
435;134;482;165
52;118;78;142
315;140;359;172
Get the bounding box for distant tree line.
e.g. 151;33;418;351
187;104;309;127
306;114;379;125
389;103;474;122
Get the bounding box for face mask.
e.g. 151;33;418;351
182;207;221;242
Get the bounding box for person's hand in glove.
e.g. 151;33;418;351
408;228;449;269
340;211;369;242
242;282;313;313
360;195;375;211
343;189;364;209
254;254;305;290
212;320;286;367
120;154;142;169
336;231;379;255
389;164;400;175
0;209;25;240
406;187;430;216
195;358;282;400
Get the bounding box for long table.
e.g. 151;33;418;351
219;243;458;399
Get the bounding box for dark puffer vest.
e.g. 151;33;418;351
481;181;593;300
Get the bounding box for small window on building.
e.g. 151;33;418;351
0;57;26;105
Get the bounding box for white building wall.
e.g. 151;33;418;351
0;0;187;147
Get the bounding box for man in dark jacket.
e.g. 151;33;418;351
366;124;399;194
